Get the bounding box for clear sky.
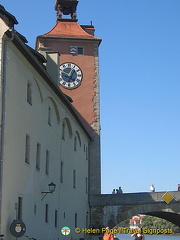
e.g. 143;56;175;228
2;0;180;194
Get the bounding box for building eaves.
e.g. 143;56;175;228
16;32;28;44
25;44;47;66
0;5;18;28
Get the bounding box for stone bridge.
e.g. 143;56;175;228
90;191;180;228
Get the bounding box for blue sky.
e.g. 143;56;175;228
2;0;180;194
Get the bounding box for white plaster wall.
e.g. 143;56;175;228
1;41;90;240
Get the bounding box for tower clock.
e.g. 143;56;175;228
59;62;83;89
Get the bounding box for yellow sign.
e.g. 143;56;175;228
162;192;174;204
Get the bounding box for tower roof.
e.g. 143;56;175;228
37;0;101;43
38;20;101;42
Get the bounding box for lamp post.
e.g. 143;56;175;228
41;182;56;201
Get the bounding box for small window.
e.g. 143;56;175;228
60;161;63;183
45;204;49;223
48;106;52;126
25;134;30;164
75;213;77;228
74;136;77;151
86;213;89;228
73;169;76;188
62;122;65;140
36;143;41;170
18;197;23;220
86;177;88;194
55;210;58;228
27;82;32;105
86;146;89;160
34;204;37;215
45;150;49;175
78;47;84;55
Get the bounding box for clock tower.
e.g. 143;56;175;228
36;0;102;195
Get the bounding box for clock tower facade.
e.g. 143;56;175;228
36;0;102;195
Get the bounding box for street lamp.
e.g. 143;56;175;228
41;182;56;201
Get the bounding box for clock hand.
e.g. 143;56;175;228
67;68;74;77
61;70;69;76
69;69;75;78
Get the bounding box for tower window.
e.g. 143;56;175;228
78;47;84;55
27;82;32;105
25;134;30;164
70;46;84;55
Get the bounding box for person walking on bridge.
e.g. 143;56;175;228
150;184;155;192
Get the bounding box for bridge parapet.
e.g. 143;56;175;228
89;191;180;228
90;191;180;207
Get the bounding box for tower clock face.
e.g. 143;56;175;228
59;62;83;89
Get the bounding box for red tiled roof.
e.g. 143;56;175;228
39;20;101;40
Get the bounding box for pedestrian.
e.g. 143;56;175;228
103;227;114;240
150;184;155;192
118;187;123;193
131;228;144;240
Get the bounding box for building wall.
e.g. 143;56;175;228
1;35;90;240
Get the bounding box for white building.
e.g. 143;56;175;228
0;3;101;239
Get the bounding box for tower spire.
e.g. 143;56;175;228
55;0;78;20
